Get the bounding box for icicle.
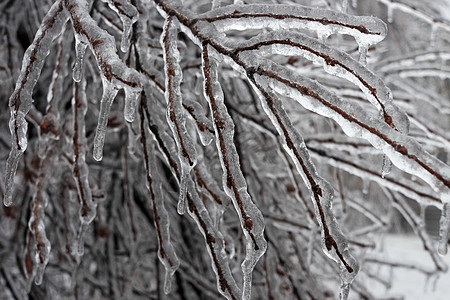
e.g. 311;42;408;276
362;179;370;195
387;5;394;23
139;104;181;295
351;0;357;8
438;203;450;255
358;44;368;66
72;77;97;260
4;148;22;206
381;154;392;178
73;36;88;82
202;45;267;300
186;180;242;300
121;19;133;52
211;0;221;10
5;0;69;206
430;23;439;49
124;87;141;122
154;177;180;294
161;17;198;212
163;269;174;294
102;0;138;53
93;78;119;161
420;203;426;221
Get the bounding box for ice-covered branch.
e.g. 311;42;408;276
202;44;267;300
161;16;197;214
4;0;69;206
64;0;142;160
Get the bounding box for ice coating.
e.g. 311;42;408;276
29;168;51;285
161;17;198;214
438;203;450;255
307;144;442;207
182;98;215;146
139;101;181;295
4;0;69;206
64;0;143;161
2;0;448;298
93;77;119;161
72;76;97;259
202;45;267;300
250;75;359;290
38;33;70;158
194;160;230;209
186;181;242;300
229;30;406;132
153;179;180;294
239;54;449;201
102;0;139;52
195;4;387;46
140;89;241;300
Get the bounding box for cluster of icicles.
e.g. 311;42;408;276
3;0;450;299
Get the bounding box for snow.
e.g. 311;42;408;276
369;234;450;300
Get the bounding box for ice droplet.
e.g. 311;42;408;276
438;203;450;256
